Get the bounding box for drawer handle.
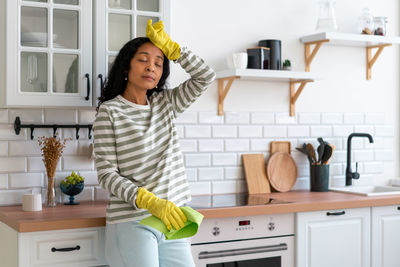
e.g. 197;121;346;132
326;211;345;216
51;245;80;252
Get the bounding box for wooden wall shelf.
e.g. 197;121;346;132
300;32;400;80
216;69;321;116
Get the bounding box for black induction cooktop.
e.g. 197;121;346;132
187;192;291;209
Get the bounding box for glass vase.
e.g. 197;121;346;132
46;176;57;207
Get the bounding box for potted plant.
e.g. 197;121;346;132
60;171;85;205
283;59;292;71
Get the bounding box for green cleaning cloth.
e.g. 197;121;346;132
140;206;203;240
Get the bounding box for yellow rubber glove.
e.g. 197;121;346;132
136;187;187;230
146;19;181;60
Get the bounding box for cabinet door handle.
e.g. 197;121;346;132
98;74;104;99
51;245;80;252
326;211;345;216
85;73;90;100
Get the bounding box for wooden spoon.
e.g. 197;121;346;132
306;143;317;164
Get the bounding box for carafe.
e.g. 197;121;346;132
315;0;338;32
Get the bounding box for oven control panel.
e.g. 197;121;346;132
191;213;294;244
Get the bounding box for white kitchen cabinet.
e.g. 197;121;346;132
3;0;170;108
0;221;107;267
296;207;371;267
371;205;400;267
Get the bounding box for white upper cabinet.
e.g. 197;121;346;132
93;0;170;107
4;0;170;108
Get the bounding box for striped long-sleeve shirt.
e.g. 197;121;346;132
93;47;216;224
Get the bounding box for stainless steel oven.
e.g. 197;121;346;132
191;213;294;267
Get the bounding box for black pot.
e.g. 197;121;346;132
258;40;281;70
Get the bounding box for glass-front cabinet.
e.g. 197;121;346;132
4;0;170;107
93;0;169;107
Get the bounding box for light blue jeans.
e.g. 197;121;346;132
105;221;195;267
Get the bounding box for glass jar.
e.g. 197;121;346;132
358;8;374;34
315;0;338;32
373;16;388;36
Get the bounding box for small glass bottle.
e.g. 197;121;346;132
373;17;388;36
315;0;338;32
358;8;374;34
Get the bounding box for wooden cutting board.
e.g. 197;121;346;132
270;141;291;154
267;152;297;192
242;154;271;194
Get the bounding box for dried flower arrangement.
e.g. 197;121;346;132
38;136;68;206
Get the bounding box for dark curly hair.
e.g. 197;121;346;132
97;37;170;110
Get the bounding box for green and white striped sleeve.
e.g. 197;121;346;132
93;105;138;208
163;47;216;117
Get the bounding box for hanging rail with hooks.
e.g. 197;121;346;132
14;116;93;140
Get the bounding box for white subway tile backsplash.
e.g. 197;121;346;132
198;167;224;181
365;137;383;149
288;126;309;137
95;186;110;200
264;126;286;137
0;125;27;140
185;168;197;181
275;113;297;124
0;109;8;123
0;141;8;156
63;156;94;170
199;112;224;124
250;139;272;152
212;180;237;194
333;125;354;137
78;171;99;185
322;113;343;124
78;109;97;123
9;141;41;156
0;174;8;189
354;125;374;134
176;111;197;124
292;177;310;190
212;125;237;138
330;163;344;176
375;126;394;137
45;109;77;123
189;181;211;195
176;125;185;137
185;154;211;167
225;112;249;124
365;113;385;125
375;150;393;161
185;126;211;138
251;112;274;124
364;162;384;174
330;150;347;163
354;150;374;161
299;113;320;124
198;139;223;152
344;113;364;124
0;189;41;205
225;167;243;180
8;109;43;123
0;157;26;172
310;126;332;137
225;139;249;152
180;139;198;152
27;157;47;172
238;126;262;138
297;164;309;177
212;153;237;166
9;173;44;188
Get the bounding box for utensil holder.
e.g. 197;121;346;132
310;164;329;192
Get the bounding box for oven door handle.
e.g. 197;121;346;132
198;243;288;259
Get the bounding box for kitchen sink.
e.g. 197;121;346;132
329;185;400;196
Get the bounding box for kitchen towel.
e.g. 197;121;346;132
140;206;204;240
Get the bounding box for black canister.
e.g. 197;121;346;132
246;47;270;69
258;39;281;70
310;164;329;192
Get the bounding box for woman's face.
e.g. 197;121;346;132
127;42;164;91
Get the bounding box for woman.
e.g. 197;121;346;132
93;20;215;267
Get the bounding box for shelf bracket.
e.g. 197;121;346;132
218;76;239;115
289;79;314;116
304;39;330;72
366;44;392;80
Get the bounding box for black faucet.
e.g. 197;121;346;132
346;133;374;186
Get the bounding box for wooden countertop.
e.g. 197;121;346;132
1;191;400;233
